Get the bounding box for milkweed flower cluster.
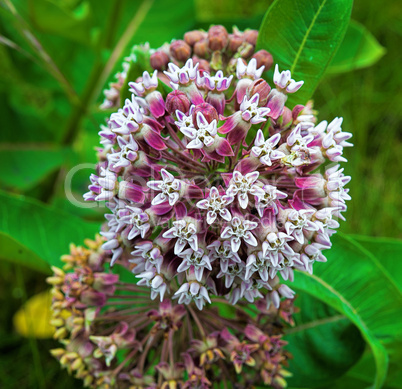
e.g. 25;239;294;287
85;25;353;311
47;236;294;388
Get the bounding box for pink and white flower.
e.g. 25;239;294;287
227;171;264;209
221;216;258;252
251;130;285;166
196;186;233;224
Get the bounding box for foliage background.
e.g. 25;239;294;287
0;0;401;388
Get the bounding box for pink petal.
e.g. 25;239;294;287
143;127;167;150
215;137;234;156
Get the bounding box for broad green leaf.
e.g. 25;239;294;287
351;235;402;290
285;233;402;389
0;232;50;273
132;0;196;48
0;146;74;191
256;0;353;106
329;351;402;389
284;294;365;387
0;191;100;269
27;0;92;45
327;20;386;74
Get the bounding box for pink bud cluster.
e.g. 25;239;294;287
86;26;353;311
48;236;294;388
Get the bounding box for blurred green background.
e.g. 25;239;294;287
0;0;401;387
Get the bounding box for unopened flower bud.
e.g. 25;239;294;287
193;39;209;57
247;79;271;106
252;50;273;70
165;90;191;114
184;30;206;46
150;51;170;70
50;348;65;358
210;51;223;71
208;25;228;51
281;107;293;127
192;103;219;128
243;29;258;46
170;40;191;62
192;56;210;72
227;57;242;74
118;181;145;203
238;42;254;58
228;33;244;52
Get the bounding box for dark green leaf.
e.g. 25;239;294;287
0;191;100;269
256;0;353;106
285;233;402;389
328;350;402;389
284;294;365;387
27;0;92;45
0;146;74;191
327;20;386;74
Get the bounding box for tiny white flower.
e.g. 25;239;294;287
285;209;319;244
174;281;211;310
251;130;285;166
164;59;199;86
273;64;304;93
177;248;213;282
255;184;287;217
196;186;233;224
136;269;168;302
220;216;258;252
227;171;264;209
180;112;217;149
162;219;198;254
236;58;265;80
240;93;271;124
147;169;184;206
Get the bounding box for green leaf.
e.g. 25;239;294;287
0;146;74;191
256;0;353;106
0;191;100;269
132;0;196;48
329;350;402;389
351;235;402;290
28;0;92;45
284;294;365;387
327;20;386;74
0;232;50;273
285;233;402;389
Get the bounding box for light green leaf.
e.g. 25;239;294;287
284;294;365;387
327;20;386;74
0;191;100;269
132;0;196;48
256;0;353;106
285;233;402;389
0;232;50;273
0;146;74;191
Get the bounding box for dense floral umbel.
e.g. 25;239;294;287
47;237;293;388
87;25;353;311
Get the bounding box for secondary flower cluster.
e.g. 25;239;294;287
48;237;293;388
85;25;353;311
